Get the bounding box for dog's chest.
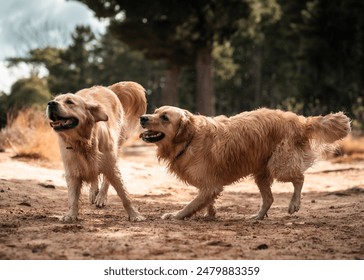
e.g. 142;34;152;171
62;150;100;182
170;154;249;188
171;160;214;188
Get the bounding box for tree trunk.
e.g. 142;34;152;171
161;64;180;107
196;45;215;116
254;46;262;108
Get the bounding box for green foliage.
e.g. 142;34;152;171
4;0;364;129
214;0;364;124
7;25;166;110
78;0;251;115
91;31;167;109
7;76;52;111
212;41;238;81
0;93;8;128
352;97;364;131
0;76;52;128
8;26;98;95
295;0;364;115
80;0;248;52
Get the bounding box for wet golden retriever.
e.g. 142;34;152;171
140;106;350;220
47;82;146;222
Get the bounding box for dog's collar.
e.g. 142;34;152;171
174;137;193;161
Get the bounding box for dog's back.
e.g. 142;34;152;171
108;82;147;136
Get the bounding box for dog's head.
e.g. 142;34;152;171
46;93;108;133
139;106;194;145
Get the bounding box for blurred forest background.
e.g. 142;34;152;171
0;0;363;132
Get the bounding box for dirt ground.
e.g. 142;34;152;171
0;145;363;260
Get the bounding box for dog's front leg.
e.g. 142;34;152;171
162;187;222;220
105;168;145;222
61;176;82;223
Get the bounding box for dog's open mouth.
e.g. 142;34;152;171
139;130;165;143
49;115;79;131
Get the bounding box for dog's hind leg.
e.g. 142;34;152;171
89;180;99;205
250;171;274;220
288;175;304;214
94;176;109;208
89;178;109;208
205;202;217;218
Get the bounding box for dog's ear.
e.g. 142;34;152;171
87;103;108;122
173;110;194;144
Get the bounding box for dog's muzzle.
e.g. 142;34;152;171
139;115;165;143
47;101;79;132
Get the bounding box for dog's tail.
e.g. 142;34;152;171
305;112;351;143
108;82;147;133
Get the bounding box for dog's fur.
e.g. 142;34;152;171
46;82;146;222
140;106;351;220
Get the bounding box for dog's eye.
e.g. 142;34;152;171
65;99;74;105
160;114;169;122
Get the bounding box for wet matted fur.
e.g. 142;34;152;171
47;82;146;222
140;106;351;220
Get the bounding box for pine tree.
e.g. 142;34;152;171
77;0;249;115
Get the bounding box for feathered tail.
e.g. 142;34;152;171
305;112;351;143
108;81;147;134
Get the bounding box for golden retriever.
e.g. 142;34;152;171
140;106;350;220
46;82;146;222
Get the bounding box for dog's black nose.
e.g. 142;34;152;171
48;101;58;107
140;116;149;125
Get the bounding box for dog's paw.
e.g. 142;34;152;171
129;214;146;222
248;213;266;220
205;206;217;218
89;189;99;204
60;214;77;223
202;214;217;221
288;200;300;214
94;193;108;208
161;212;184;220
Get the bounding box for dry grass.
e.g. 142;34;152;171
332;135;364;163
0;109;60;162
338;135;364;155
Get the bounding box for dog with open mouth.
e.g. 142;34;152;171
47;82;146;222
140;106;350;220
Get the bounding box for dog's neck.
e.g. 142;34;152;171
173;136;194;162
157;139;192;164
59;133;96;155
64;141;94;154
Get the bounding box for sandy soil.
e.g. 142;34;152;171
0;145;363;260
